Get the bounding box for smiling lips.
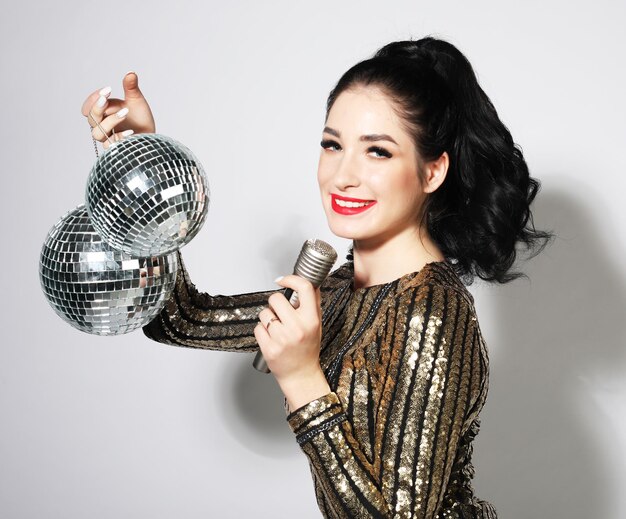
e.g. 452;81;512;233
331;194;377;215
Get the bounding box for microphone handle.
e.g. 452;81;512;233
252;287;298;373
252;238;337;374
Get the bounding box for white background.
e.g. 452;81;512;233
1;1;625;517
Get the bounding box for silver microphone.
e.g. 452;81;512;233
253;239;338;373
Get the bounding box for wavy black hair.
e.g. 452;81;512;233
328;36;554;285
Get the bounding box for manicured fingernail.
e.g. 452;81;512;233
96;95;107;108
116;107;129;118
274;276;284;283
99;86;112;97
121;129;134;137
125;71;136;77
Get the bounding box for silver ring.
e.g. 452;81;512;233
265;317;280;330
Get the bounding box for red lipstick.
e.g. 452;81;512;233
331;194;377;215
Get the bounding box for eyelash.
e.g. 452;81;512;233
320;139;340;151
320;139;393;159
368;146;393;159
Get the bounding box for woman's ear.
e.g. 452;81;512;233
422;152;449;193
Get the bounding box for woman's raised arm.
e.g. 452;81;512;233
143;250;353;353
142;249;278;352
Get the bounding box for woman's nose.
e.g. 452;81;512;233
332;153;360;189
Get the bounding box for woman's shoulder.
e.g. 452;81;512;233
399;260;477;312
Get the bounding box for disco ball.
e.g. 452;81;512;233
85;133;209;257
39;204;179;335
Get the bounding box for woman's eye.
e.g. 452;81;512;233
320;139;341;151
368;146;392;159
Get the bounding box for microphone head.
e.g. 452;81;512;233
293;239;338;288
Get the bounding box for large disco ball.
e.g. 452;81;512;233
85;133;209;257
39;204;179;335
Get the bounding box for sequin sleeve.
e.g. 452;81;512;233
286;283;488;518
141;249;278;351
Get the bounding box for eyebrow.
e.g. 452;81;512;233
323;126;398;145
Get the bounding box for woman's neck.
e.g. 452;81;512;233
351;228;445;290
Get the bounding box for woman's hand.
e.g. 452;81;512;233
254;276;331;410
81;72;156;149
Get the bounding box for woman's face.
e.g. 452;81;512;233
317;86;426;248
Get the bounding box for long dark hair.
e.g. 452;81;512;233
328;36;554;285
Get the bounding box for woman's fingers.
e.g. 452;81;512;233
81;91;125;125
269;276;320;324
82;86;112;121
122;72;144;100
88;95;110;132
259;277;319;332
102;127;135;150
91;107;130;143
80;86;107;117
258;307;278;329
83;86;130;138
266;292;297;328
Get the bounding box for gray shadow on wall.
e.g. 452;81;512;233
474;179;625;519
215;352;297;459
212;229;307;459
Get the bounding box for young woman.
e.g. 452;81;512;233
82;36;552;518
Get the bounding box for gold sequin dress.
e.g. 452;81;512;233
143;250;498;518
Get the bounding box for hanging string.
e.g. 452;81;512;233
87;111;116;158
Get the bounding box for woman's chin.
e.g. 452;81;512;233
326;221;371;241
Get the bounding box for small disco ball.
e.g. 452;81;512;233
39;204;179;336
85;133;209;257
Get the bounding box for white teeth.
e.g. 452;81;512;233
335;199;372;208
